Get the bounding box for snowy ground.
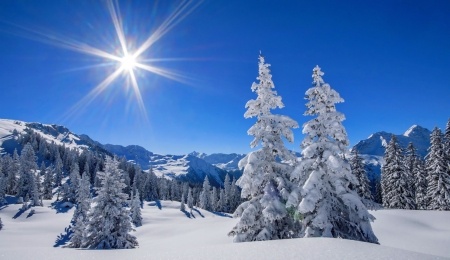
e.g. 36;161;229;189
0;196;449;260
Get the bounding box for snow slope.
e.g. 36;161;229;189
1;196;449;259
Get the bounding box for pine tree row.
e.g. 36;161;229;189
380;119;450;211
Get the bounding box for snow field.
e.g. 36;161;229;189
1;197;449;259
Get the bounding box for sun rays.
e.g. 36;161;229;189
5;0;202;122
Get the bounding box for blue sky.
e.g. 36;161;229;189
0;0;449;155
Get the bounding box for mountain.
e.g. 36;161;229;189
352;125;432;181
190;151;245;171
353;125;431;157
0;119;237;186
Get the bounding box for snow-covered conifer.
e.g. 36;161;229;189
199;176;211;210
425;127;450;210
288;66;378;243
5;154;17;195
229;54;299;242
130;190;142;227
42;165;53;200
180;194;186;211
405;142;418;196
83;157;138;249
414;157;427;210
218;188;225;212
350;149;373;201
187;188;194;211
444;118;450;159
223;174;232;212
374;177;383;204
15;144;38;201
210;187;218;211
0;164;6;205
67;161;80;203
73;173;91;221
381;135;416;209
54;151;63;187
67;216;85;248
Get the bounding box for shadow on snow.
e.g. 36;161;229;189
54;225;73;247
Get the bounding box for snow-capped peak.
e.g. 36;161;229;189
403;125;431;139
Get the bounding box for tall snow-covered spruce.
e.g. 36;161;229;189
381;135;416;209
289;65;378;243
425;127;450;210
82;157;138;249
228;54;299;242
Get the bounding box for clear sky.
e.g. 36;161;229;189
0;0;449;155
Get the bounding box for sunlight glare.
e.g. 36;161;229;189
121;54;136;71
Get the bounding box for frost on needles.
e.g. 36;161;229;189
288;66;378;244
228;54;300;242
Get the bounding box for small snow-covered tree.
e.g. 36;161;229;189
67;216;86;248
54;151;63;187
229;54;299;243
42;165;54;200
180;194;186;211
187;187;194;212
15;144;38;201
199;176;211;210
68;161;80;203
405;142;418;196
0;164;6;205
374;177;383;204
426;127;450;210
381;135;416;209
83;157;138;249
444;118;450;159
130;190;142;227
414;157;427;210
288;66;378;243
6;153;18;195
349;149;373;201
73;173;91;221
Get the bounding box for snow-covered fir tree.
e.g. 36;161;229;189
73;173;91;221
405;142;418;196
288;65;378;243
6;153;17;195
349;149;373;201
381;135;416;210
445;118;450;160
42;165;53;200
0;163;6;205
414;157;427;210
15;144;39;205
0;217;3;230
83;157;138;249
425;127;450;210
374;177;383;204
223;174;232;212
180;194;186;211
229;54;299;243
67;216;85;248
130;190;142;227
187;187;194;212
68;161;80;202
54;151;63;187
199;176;211;210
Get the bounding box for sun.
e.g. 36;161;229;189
121;54;136;71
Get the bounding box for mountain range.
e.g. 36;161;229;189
0;119;432;185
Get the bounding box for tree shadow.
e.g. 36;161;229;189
180;209;191;218
13;207;27;219
50;201;73;214
26;209;36;218
0;205;8;211
148;200;162;210
211;211;232;218
54;225;73;247
191;208;204;218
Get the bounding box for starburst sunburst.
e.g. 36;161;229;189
6;0;202;121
